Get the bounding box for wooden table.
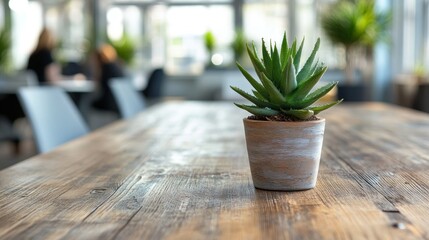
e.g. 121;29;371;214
0;102;428;239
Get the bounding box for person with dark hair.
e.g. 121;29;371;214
92;44;125;112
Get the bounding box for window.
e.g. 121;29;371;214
243;1;287;44
165;5;233;74
11;1;43;68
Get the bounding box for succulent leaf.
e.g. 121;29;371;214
271;45;282;89
285;56;297;95
253;90;266;100
280;32;289;69
281;109;315;120
260;73;285;105
307;99;343;114
290;40;297;59
295;82;338;108
290;66;328;101
234;103;279;116
246;43;265;80
236;62;269;100
296;38;320;83
261;39;273;79
309;60;321;77
230;86;278;109
294;38;305;71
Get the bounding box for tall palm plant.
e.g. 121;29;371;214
321;0;389;84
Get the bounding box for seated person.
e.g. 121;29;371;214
27;28;62;83
92;44;125;112
27;28;85;83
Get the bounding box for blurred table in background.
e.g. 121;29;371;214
50;79;95;93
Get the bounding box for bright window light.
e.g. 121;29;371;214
107;7;123;23
211;53;223;66
107;7;124;41
9;0;28;12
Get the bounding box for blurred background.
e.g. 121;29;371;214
0;0;428;166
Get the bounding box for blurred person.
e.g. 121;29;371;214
26;28;62;83
92;44;125;112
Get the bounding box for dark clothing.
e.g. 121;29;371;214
26;49;54;83
142;68;164;99
92;62;125;112
0;94;24;123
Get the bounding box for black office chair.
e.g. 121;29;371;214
0;116;21;154
413;83;429;113
0;70;38;154
142;68;165;101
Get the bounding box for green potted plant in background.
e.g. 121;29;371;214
109;32;136;66
203;31;216;67
0;28;12;74
231;33;342;191
231;29;247;63
321;0;389;101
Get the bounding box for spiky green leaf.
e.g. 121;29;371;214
236;62;269;100
260;73;285;105
234;103;279;116
246;43;265;80
271;45;282;88
290;39;297;58
281;109;315;120
280;32;289;69
296;38;320;83
230;86;278;109
253;90;265;100
307;99;343;114
295;81;338;108
308;60;320;77
261;39;272;79
285;56;297;94
294;38;305;71
290;66;328;101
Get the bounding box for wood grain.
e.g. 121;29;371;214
0;101;428;239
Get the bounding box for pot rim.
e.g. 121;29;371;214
243;117;325;126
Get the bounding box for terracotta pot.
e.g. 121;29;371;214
243;118;326;191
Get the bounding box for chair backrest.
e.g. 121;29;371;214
109;78;146;119
142;68;164;99
18;86;89;153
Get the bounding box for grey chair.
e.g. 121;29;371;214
18;86;89;153
109;78;146;119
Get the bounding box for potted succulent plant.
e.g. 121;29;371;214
231;33;342;191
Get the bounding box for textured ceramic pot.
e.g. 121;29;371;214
243;118;326;191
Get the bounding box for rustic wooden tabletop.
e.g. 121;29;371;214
0;101;428;239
